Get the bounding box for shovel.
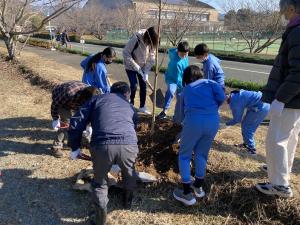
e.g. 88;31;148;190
146;80;165;109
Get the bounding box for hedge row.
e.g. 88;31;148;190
32;33;79;42
32;34;276;66
26;38;265;91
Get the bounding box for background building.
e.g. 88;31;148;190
85;0;223;32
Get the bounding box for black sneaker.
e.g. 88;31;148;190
173;188;196;206
156;111;167;120
235;143;256;155
247;147;257;155
234;143;248;149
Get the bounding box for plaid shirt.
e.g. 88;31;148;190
51;81;88;120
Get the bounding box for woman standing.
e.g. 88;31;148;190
81;47;116;94
123;27;158;114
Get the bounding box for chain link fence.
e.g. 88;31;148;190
100;30;281;55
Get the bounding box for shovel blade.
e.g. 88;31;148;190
150;89;165;108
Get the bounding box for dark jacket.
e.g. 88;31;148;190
68;93;138;150
262;22;300;109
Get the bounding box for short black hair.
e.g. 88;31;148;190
111;82;131;95
183;65;204;86
194;43;209;56
177;41;189;53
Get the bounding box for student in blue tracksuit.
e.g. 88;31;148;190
157;41;189;120
81;47;116;94
226;89;270;154
194;43;225;87
173;65;226;206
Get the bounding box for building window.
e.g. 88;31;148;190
147;10;157;18
166;12;176;19
201;14;209;22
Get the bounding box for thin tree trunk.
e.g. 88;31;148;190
151;0;162;134
3;36;15;60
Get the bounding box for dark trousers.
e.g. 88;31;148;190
126;70;146;108
53;107;72;149
90;144;138;209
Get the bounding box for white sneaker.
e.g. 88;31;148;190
139;107;151;115
256;182;293;198
191;185;206;198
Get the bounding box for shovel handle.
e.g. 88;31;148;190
146;80;154;91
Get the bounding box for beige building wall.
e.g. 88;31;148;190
133;1;219;22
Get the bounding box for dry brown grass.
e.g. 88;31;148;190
0;46;299;225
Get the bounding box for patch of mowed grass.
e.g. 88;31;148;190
225;78;264;91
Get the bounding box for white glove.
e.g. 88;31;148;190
70;148;81;160
142;73;149;82
83;126;93;138
269;99;285;117
52;119;60;131
137;67;144;76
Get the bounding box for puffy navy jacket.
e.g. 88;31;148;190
68;93;138;150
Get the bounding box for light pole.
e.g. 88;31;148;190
47;11;56;51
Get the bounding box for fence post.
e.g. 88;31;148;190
213;32;215;50
224;33;226;51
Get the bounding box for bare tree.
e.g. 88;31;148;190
224;0;284;53
56;3;111;40
0;0;82;59
162;2;207;46
116;2;147;37
150;0;165;132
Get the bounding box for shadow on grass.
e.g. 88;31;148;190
1;166;299;225
0;168;91;225
0;117;56;156
127;170;300;224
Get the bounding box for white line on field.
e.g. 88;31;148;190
193;63;270;75
222;66;270;75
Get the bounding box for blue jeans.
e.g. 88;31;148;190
241;103;270;149
126;70;146;108
164;83;178;110
179;114;219;183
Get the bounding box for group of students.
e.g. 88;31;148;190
49;14;300;224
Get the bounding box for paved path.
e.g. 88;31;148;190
71;42;273;84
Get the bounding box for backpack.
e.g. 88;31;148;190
131;36;141;60
56;35;61;42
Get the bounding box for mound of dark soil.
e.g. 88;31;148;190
136;115;181;178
